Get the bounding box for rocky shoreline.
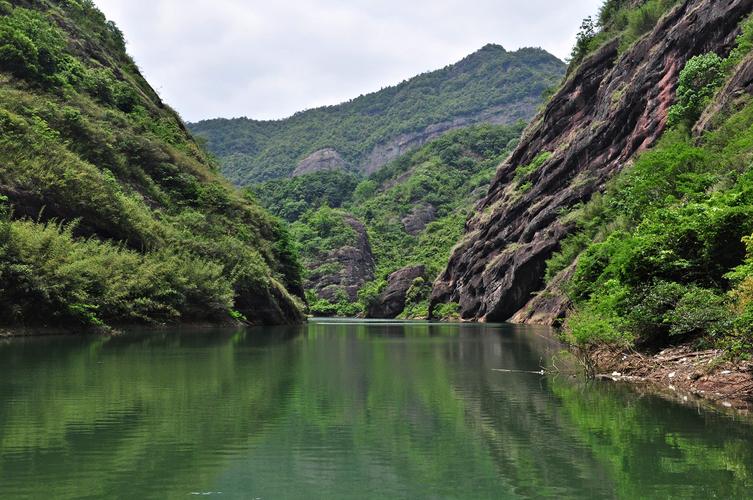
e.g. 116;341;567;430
589;345;753;412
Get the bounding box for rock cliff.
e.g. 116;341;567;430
292;148;348;177
368;265;427;319
431;0;753;322
306;215;376;303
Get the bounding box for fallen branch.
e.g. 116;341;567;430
492;368;546;375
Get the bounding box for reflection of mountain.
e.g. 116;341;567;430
0;327;305;498
0;323;752;498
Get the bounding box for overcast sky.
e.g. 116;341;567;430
95;0;603;122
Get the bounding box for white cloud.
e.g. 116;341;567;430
94;0;603;122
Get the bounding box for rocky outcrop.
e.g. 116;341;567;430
292;148;347;177
402;204;437;236
509;262;576;326
360;102;534;175
306;215;375;302
431;0;753;322
367;265;426;319
695;52;753;135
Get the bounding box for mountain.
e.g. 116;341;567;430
257;122;524;318
189;45;565;184
0;0;304;329
430;0;753;355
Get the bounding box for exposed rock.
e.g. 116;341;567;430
695;52;753;135
235;280;305;325
360;102;534;175
306;215;375;303
402;204;437;236
367;265;426;319
509;261;576;326
292;148;347;177
431;0;753;322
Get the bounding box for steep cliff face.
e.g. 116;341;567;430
431;0;753;322
305;215;376;303
358;101;536;175
292;148;347;177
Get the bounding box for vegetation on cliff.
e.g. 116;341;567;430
272;123;523;317
550;15;753;355
190;46;564;184
0;0;303;328
569;0;681;68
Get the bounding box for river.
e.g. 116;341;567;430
0;319;752;499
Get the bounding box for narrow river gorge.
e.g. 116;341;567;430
0;320;752;499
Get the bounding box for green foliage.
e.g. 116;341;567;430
569;16;597;66
724;15;753;72
305;289;364;317
515;151;552;181
433;302;461;321
287;123;523;317
568;0;680;69
191;45;564;184
0;6;66;84
290;205;357;258
554;66;753;352
667;53;725;127
253;170;359;222
0;2;304;327
0;219;233;326
399;277;432;319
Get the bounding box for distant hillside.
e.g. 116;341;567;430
190;45;565;184
257;123;524;318
0;0;304;328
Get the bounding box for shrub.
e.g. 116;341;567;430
665;287;731;340
0;7;66;84
667;53;725;127
433;302;460;321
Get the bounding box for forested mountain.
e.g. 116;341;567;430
189;45;565;184
0;0;304;329
254;123;524;318
431;0;753;357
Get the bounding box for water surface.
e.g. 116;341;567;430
1;319;752;499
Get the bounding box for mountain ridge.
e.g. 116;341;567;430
189;45;565;184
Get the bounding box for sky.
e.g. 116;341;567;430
95;0;603;122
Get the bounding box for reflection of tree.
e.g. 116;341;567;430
1;323;752;498
234;322;616;498
0;326;304;498
551;379;753;499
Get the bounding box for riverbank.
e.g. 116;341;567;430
588;345;753;411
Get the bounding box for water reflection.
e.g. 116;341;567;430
0;320;751;499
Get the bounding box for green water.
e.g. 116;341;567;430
0;320;752;499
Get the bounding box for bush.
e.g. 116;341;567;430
0;219;234;326
0;7;66;84
665;287;731;340
667;53;725;127
433;302;460;321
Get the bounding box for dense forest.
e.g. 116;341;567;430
265;123;524;318
190;45;564;184
0;0;304;328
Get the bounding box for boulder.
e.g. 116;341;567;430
368;265;426;319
